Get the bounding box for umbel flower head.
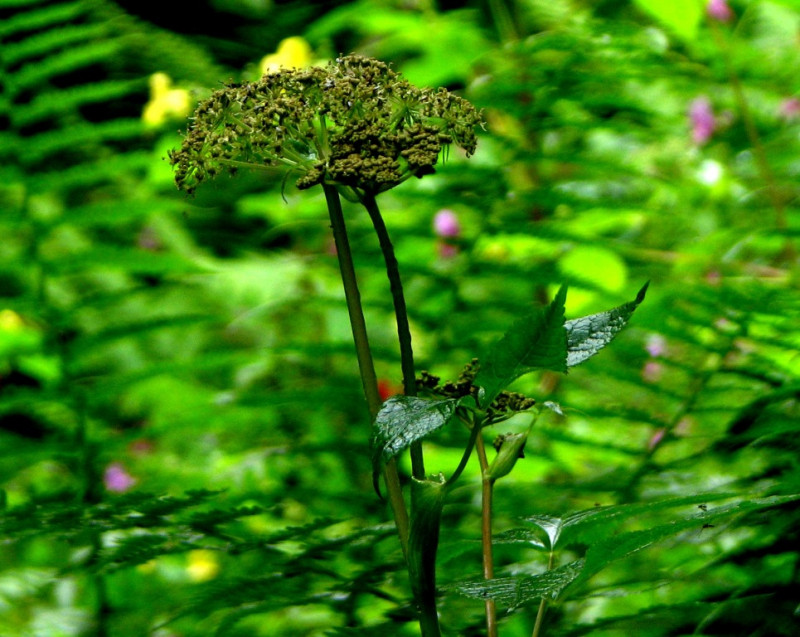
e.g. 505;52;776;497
169;55;483;198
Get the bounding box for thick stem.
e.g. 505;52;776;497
322;184;410;556
359;192;442;636
361;192;426;480
475;433;499;637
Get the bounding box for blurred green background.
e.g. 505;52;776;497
1;0;799;635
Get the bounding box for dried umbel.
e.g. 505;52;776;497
170;55;483;198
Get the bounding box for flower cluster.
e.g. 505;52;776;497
689;96;716;145
170;55;483;197
417;359;535;422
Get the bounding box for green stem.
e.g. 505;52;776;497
446;418;481;486
475;432;499;637
360;192;426;480
532;551;555;637
322;184;410;557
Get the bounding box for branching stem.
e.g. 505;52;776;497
322;184;410;557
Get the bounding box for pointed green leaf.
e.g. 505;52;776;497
371;396;459;472
474;286;568;407
448;559;584;609
556;492;731;547
565;282;648;368
575;494;800;586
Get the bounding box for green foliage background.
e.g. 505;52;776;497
1;0;799;635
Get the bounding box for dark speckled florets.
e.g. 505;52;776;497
417;359;536;423
169;55;483;197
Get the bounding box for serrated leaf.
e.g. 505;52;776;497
565;282;648;367
370;396;459;472
448;559;584;609
575;494;800;587
556;492;731;547
474;285;568;407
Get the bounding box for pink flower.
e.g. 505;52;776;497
778;97;800;121
645;334;666;358
642;360;663;383
433;209;461;238
707;0;733;22
689;97;716;145
104;462;136;493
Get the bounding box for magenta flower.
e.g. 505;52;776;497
707;0;733;22
433;209;461;238
104;462;136;493
689;97;716;145
778;97;800;121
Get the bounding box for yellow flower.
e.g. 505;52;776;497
259;37;313;75
186;549;220;582
142;72;191;128
0;309;24;331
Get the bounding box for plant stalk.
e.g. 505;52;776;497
361;191;443;636
361;192;426;480
475;432;499;637
322;184;410;557
532;551;555;637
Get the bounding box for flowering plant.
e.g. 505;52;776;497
171;54;645;637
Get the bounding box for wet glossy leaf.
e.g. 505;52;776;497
566;282;648;367
370;396;459;472
448;559;584;609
